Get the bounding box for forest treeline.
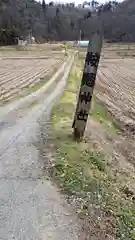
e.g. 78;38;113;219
0;0;135;45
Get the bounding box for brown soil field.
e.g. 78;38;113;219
0;44;65;103
90;44;135;174
97;44;135;132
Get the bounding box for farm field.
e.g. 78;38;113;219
0;44;65;104
97;44;135;132
0;43;63;58
79;44;135;133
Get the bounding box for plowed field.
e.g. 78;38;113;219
0;44;64;103
96;44;135;132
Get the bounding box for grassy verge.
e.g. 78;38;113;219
50;57;135;239
19;62;62;97
20;75;50;96
0;76;49;105
91;95;121;137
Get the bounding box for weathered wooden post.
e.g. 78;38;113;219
72;31;103;141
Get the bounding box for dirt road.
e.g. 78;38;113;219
0;55;81;240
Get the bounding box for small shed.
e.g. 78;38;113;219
75;41;89;47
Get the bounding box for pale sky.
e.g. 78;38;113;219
44;0;123;4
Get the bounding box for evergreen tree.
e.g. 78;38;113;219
42;0;46;12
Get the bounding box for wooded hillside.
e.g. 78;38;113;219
0;0;134;45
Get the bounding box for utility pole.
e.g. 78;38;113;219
28;29;32;44
72;31;103;141
79;29;82;42
77;29;81;54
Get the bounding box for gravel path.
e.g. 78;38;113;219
0;56;81;240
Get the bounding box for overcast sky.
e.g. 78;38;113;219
44;0;123;4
